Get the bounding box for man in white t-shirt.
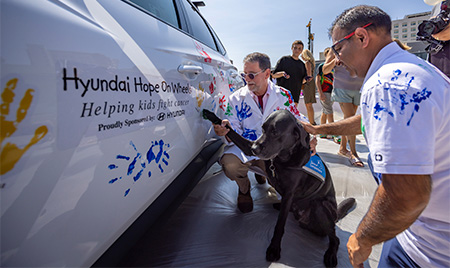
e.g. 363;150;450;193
303;5;450;268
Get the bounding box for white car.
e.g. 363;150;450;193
0;0;242;266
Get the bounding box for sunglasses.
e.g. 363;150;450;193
241;70;265;80
331;22;373;58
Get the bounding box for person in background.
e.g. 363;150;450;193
323;59;364;167
300;49;317;125
304;5;449;267
425;0;450;78
212;52;316;213
393;38;412;50
315;48;337;140
272;40;307;106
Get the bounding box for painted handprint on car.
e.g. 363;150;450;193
108;139;170;196
235;101;252;122
0;78;48;175
218;95;227;111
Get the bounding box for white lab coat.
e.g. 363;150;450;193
222;80;308;163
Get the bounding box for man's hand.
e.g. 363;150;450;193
213;119;230;136
432;24;450;42
301;121;318;135
347;233;372;268
309;135;317;156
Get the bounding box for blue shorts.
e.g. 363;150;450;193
378;237;420;268
331;88;361;105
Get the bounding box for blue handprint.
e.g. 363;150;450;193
236;101;252;122
242;128;257;141
146;139;170;174
370;70;431;126
108;139;170;197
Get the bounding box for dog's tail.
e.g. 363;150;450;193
336;198;356;221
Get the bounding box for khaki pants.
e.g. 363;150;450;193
219;153;266;194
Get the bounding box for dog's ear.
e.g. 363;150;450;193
294;122;310;149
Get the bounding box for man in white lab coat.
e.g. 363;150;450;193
213;52;315;213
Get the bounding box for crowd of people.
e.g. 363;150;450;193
210;2;449;268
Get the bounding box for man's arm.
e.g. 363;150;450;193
272;71;289;79
316;75;326;101
323;57;336;74
302;114;362;136
347;174;432;267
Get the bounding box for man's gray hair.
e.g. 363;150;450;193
243;52;271;71
329;5;391;38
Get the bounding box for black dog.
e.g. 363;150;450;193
203;109;356;267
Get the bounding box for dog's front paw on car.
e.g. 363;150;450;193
266;244;281;262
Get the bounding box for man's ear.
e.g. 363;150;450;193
264;68;271;79
355;27;370;48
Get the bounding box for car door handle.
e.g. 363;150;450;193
177;64;203;75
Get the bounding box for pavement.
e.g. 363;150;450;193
121;100;382;267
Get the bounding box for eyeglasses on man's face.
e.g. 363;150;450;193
331;23;373;59
241;70;265;80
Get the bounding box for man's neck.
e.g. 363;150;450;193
291;55;300;60
254;82;269;97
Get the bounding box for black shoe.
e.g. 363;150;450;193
237;189;253;213
255;174;266;184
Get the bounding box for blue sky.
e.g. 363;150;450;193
200;0;435;71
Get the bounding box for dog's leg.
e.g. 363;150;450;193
202;109;254;156
225;130;254;156
324;229;339;268
266;193;294;262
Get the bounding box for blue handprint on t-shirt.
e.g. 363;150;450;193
236;101;252;122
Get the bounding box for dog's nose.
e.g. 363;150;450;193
251;143;262;155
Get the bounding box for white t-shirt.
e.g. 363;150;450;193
361;42;450;267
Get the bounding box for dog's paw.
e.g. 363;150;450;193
266;244;281;262
324;250;338;268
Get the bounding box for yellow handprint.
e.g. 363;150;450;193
0;78;48;175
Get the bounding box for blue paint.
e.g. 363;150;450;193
406;88;431;126
130;141;138;151
146;140;170;167
127;153;141;176
146;141;157;163
109;177;119;184
368;70;431;126
242;128;257;141
108;164;118;170
391;69;402;81
116;155;130;160
133;169;143;182
235;101;252;122
373;102;394;120
108;139;171;197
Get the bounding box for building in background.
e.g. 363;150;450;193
392;11;431;59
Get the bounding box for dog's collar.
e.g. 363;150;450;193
269;158;326;200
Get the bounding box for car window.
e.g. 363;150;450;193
129;0;179;28
180;0;217;51
210;26;226;55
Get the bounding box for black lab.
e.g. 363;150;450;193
203;109;356;268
